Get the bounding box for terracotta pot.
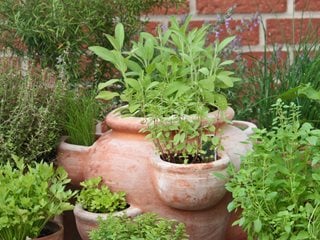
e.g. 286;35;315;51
229;121;257;170
56;122;105;186
56;136;90;186
232;120;257;137
33;221;64;240
225;208;247;240
95;120;108;138
150;151;230;211
73;204;142;240
57;106;254;240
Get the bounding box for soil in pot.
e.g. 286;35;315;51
33;221;63;240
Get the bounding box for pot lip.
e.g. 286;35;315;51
58;136;93;151
232;120;257;136
73;204;142;222
106;106;235;133
33;220;63;239
150;151;230;173
58;121;106;149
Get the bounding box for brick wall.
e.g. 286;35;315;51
146;0;320;56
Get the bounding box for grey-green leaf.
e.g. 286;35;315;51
95;91;119;101
115;23;125;50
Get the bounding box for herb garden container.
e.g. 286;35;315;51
150;151;230;211
74;204;142;240
56;16;256;239
59;107;254;240
57;122;107;186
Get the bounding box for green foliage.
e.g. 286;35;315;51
0;61;66;164
0;0;183;84
91;16;239;163
226;99;320;240
77;177;127;213
62;89;101;146
0;155;75;240
89;213;189;240
231;22;320;129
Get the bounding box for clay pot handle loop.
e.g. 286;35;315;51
232;121;257;136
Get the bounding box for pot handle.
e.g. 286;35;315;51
232;121;257;136
125;206;143;217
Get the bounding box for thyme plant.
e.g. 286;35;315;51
0;61;66;164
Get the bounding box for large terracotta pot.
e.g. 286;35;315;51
33;221;64;240
150;151;230;211
73;204;142;240
57;106;255;240
225;208;247;240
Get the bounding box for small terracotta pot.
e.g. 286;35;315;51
56;136;90;186
73;204;142;240
56;122;106;186
33;221;64;240
150;152;230;211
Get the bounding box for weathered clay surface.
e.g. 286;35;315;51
56;136;90;186
150;151;230;211
57;107;254;240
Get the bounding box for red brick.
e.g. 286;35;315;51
148;1;189;15
241;51;288;68
145;19;259;46
213;19;260;46
190;20;259;46
267;19;320;44
0;31;27;51
197;0;287;14
295;0;320;11
144;21;162;36
183;19;259;45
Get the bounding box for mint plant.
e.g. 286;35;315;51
89;213;188;240
90;16;239;163
77;177;127;213
0;156;75;240
226;99;320;240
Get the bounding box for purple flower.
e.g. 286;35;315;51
215;30;221;40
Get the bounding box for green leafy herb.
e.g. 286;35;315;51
0;0;184;84
77;177;127;213
226;99;320;240
90;16;239;163
0;156;75;240
89;213;189;240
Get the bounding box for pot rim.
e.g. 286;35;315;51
150;151;230;174
106;106;235;134
58;136;93;151
73;204;142;222
33;220;63;240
